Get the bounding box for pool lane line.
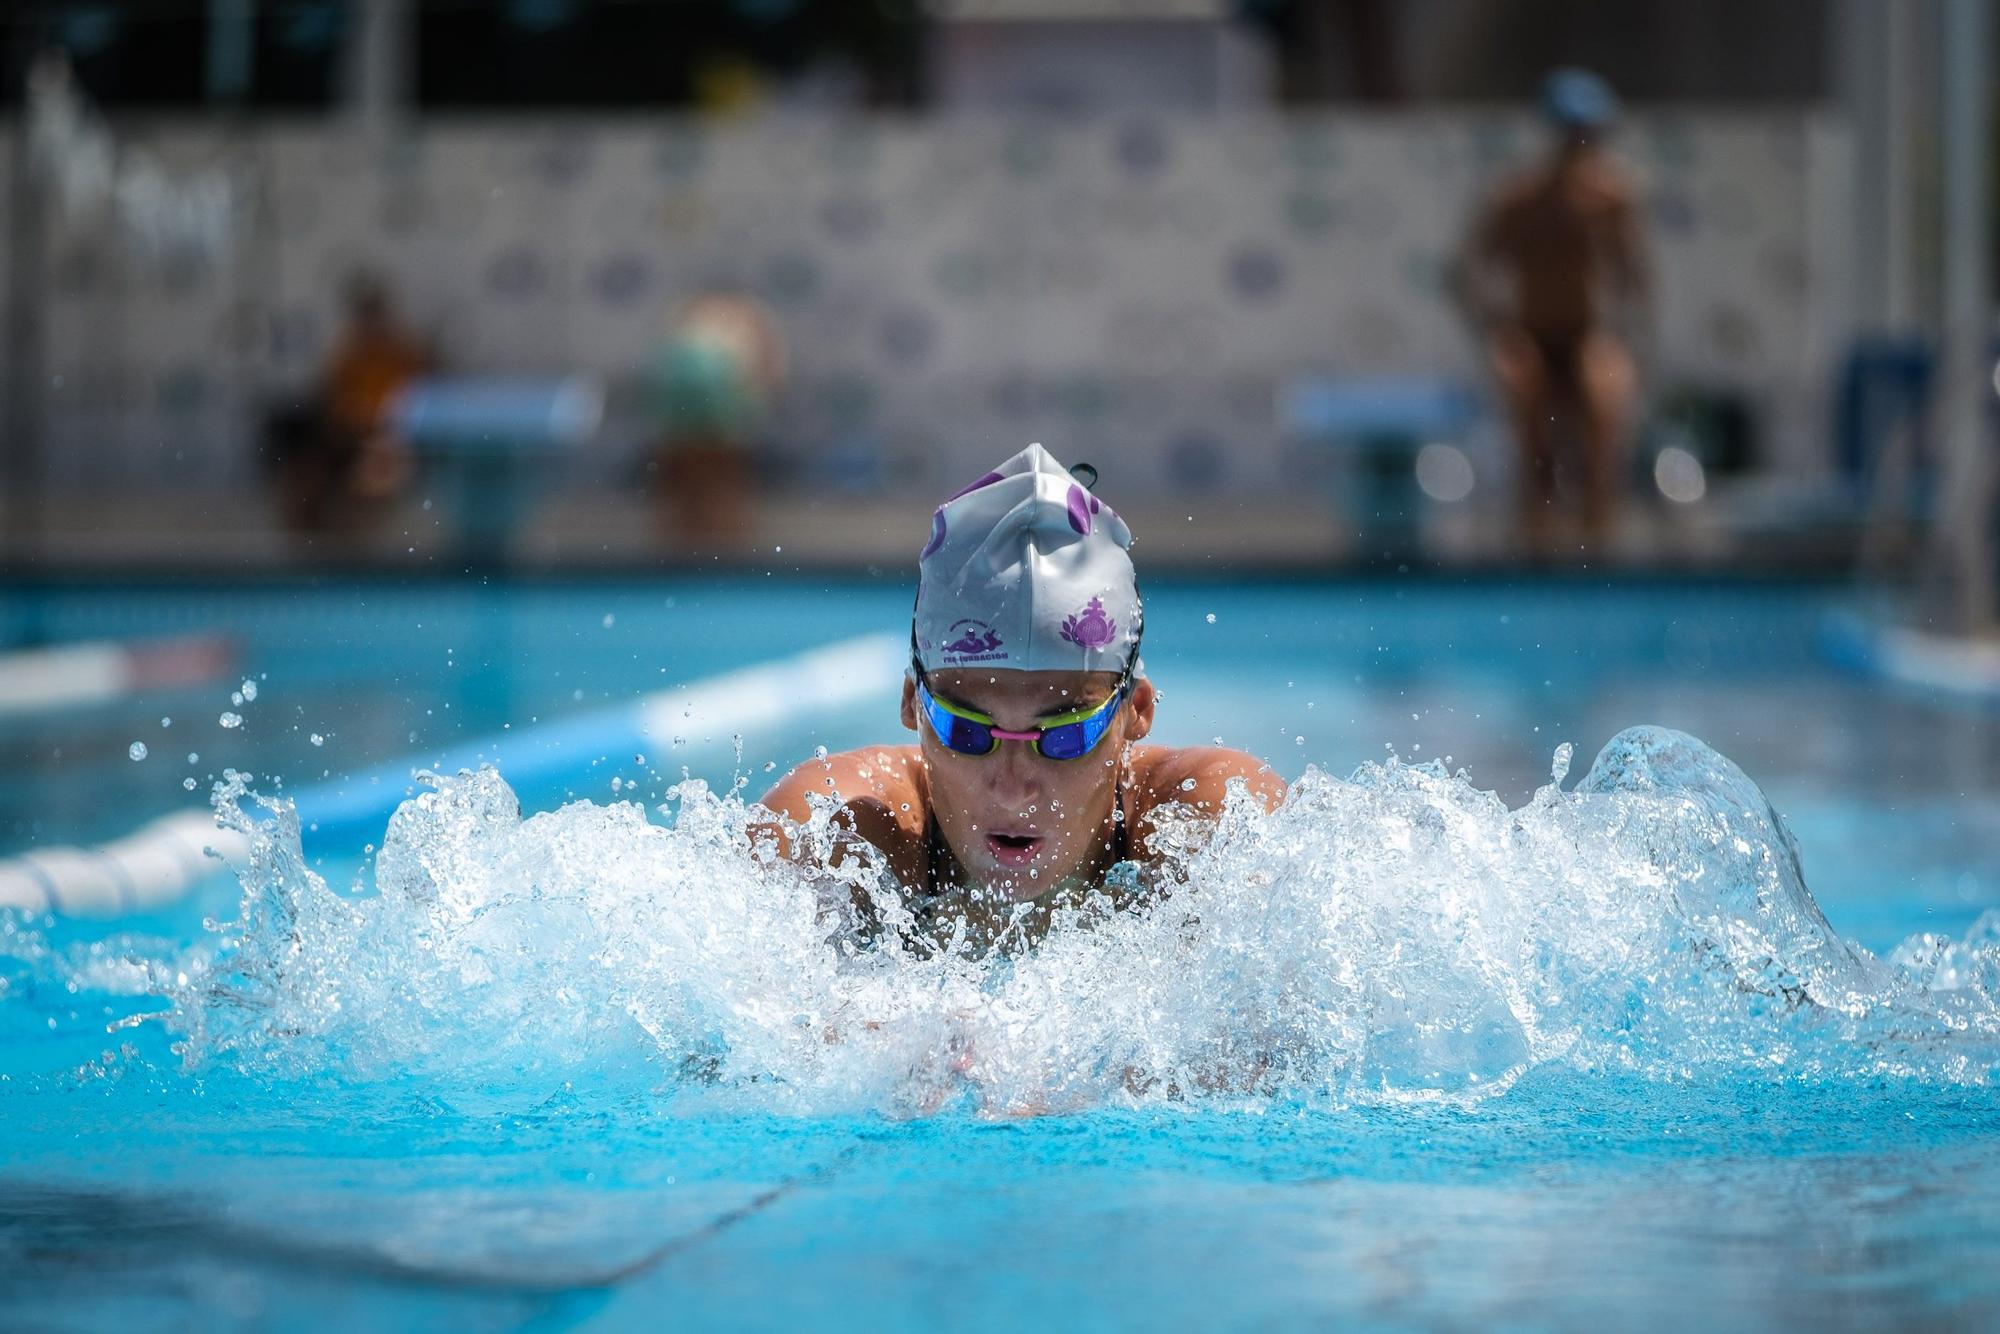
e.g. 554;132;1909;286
577;1141;878;1288
0;1144;876;1297
0;631;905;918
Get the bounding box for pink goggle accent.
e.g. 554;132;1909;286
987;727;1041;741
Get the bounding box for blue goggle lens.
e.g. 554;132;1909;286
918;681;1122;762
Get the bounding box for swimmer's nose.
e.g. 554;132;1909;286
985;740;1042;804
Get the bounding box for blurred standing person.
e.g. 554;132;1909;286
648;292;785;544
1459;69;1652;552
268;274;429;532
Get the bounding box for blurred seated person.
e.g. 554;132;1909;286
266;274;429;532
648;292;784;543
1458;69;1652;550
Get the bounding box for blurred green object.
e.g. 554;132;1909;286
650;331;765;442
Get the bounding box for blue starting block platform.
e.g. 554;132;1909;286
1280;375;1486;548
393;376;603;560
1282;376;1482;443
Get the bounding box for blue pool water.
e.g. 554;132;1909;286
3;577;1997;1331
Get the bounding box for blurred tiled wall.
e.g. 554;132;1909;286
24;111;1844;501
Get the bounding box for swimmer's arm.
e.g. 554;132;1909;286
1606;191;1654;341
1453;224;1492;329
748;749;916;868
1605;181;1651;296
1126;748;1287;861
1146;746;1288;817
1456;187;1522;332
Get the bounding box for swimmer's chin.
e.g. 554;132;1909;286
972;867;1061;905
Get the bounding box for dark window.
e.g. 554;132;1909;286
414;0;926;109
3;1;347;110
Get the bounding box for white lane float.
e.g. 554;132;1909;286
0;632;903;919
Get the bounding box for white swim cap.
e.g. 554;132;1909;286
914;444;1142;674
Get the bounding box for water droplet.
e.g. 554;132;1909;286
182;777;197;790
127;742;148;761
814;745;829;760
218;712;242;729
239;680;257;702
310;733;325;747
1550;742;1574;784
1180;778;1197;791
1295;736;1305;745
762;761;777;772
186;752;199;764
602;613;616;628
1204;613;1217;624
230;692;243;706
160;717;171;728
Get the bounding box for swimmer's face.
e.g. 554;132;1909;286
901;668;1156;903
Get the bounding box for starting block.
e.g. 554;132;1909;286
393;376;604;560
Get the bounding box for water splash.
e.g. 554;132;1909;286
68;729;2000;1115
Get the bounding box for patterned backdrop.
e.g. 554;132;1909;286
24;111;1851;501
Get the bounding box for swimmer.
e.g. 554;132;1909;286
756;444;1286;950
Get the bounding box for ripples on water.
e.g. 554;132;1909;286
22;726;2000;1116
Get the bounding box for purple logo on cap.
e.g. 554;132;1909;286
1066;484;1093;536
941;619;1007;663
1061;597;1118;650
945;470;1005;503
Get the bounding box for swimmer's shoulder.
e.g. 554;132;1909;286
1124;743;1288;822
753;744;930;860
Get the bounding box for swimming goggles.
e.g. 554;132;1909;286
913;664;1128;761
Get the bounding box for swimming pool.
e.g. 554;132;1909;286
3;576;1997;1330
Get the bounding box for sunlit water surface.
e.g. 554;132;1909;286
3;579;1997;1331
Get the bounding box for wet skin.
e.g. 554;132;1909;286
755;668;1287;941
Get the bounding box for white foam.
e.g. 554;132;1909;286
79;728;2000;1114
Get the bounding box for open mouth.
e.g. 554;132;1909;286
985;832;1044;867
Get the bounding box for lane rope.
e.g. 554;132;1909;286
0;632;904;918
